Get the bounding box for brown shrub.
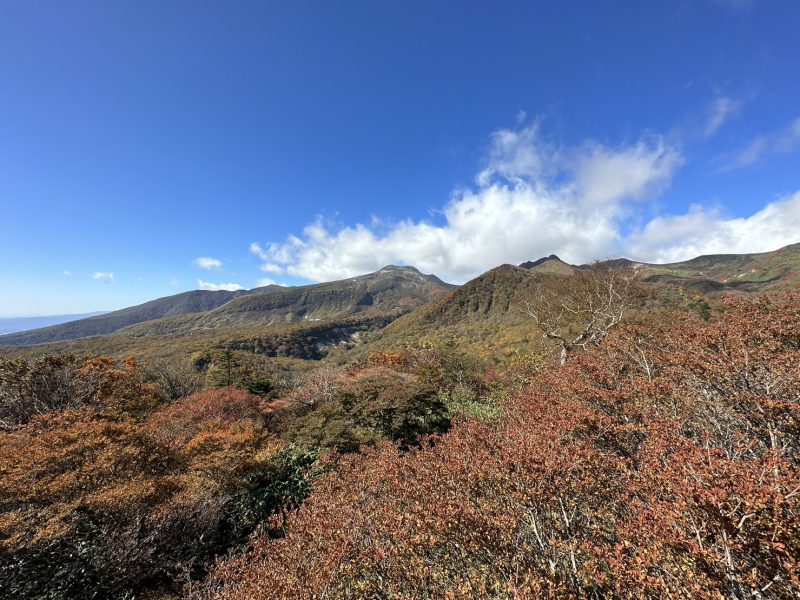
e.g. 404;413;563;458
195;295;800;599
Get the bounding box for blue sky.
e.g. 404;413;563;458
1;0;799;315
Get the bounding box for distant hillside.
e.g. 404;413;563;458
0;312;107;336
354;243;800;362
633;243;800;293
113;265;452;338
2;245;797;354
0;289;250;347
349;264;545;362
0;266;452;348
519;244;800;294
519;255;576;275
408;264;535;326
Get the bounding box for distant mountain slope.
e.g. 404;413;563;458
360;243;800;361
519;243;800;294
0;312;107;336
634;243;800;293
0;289;250;347
211;265;452;325
353;264;543;361
518;255;576;275
2;245;797;352
117;266;453;336
408;264;534;326
0;266;453;348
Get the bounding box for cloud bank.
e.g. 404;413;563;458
197;279;244;292
251;121;800;283
627;191;800;263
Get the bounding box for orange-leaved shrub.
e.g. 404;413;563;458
0;385;314;599
194;294;799;599
0;355;160;429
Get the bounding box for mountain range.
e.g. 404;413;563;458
1;243;798;357
518;243;800;293
0;266;451;348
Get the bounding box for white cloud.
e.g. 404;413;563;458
63;270;72;277
193;257;223;269
776;117;800;152
627;191;800;263
93;272;114;283
249;244;289;275
197;279;244;292
576;138;682;206
724;116;800;170
705;96;741;137
731;137;769;167
256;277;288;288
249;117;800;280
476;119;556;186
251;121;683;283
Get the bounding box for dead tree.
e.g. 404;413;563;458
526;263;636;365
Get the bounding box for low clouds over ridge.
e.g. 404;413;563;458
627;191;800;263
251;121;800;284
197;280;243;292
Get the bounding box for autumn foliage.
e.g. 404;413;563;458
0;354;159;429
0;372;312;599
195;294;800;599
0;293;797;599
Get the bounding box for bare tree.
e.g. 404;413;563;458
526;263;636;366
0;355;81;430
145;358;204;402
284;365;342;411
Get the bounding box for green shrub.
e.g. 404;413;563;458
227;447;317;539
441;384;503;422
284;368;451;453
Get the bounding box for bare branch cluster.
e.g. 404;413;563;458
526;262;636;365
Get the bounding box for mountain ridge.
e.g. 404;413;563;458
0;289;251;347
517;243;800;293
2;245;798;351
353;244;800;360
0;266;452;348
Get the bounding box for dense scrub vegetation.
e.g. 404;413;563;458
194;295;799;599
1;285;798;598
0;371;315;598
0;338;487;597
